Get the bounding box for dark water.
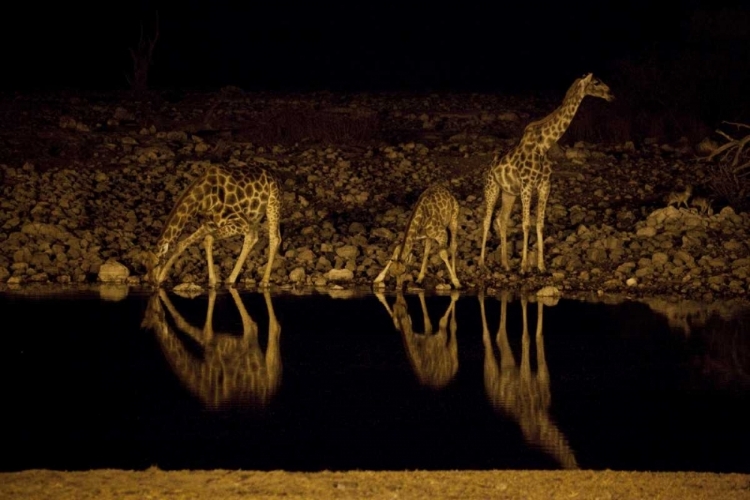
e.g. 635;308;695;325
1;289;749;473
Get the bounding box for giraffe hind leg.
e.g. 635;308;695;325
260;199;282;287
479;179;500;268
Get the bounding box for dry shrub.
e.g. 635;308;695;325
705;122;750;210
247;107;380;145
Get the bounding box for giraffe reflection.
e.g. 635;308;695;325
480;292;578;469
376;291;459;389
142;289;281;411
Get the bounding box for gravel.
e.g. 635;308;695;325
1;89;748;302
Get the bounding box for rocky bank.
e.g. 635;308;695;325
1;89;747;302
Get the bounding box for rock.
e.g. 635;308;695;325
327;268;354;282
289;267;306;283
335;245;359;260
348;222;367;235
172;283;204;298
98;259;130;283
99;284;129;302
536;286;560;298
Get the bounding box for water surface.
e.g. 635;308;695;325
1;289;748;473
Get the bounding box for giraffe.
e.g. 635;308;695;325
144;164;281;288
375;291;459;390
373;183;461;288
479;73;614;273
141;288;282;410
480;291;578;469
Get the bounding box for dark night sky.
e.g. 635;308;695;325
0;1;746;93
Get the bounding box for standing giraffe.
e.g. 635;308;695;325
373;183;462;288
479;73;614;273
145;164;282;287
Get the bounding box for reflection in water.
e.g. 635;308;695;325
141;289;282;411
480;292;578;469
376;291;459;390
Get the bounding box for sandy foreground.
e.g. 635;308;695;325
1;469;749;500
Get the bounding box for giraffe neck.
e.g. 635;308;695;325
396;208;424;264
155;177;205;258
525;80;586;153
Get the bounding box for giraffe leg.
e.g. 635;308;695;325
416;239;432;284
203;233;218;288
374;244;400;285
228;287;258;341
203;288;217;341
436;229;461;288
157;225;211;285
479;178;500;268
520;297;531;384
498;191;517;271
226;228;259;285
418;291;433;334
534;300;549;391
497;292;516;370
536;180;551;273
448;204;461;287
519;188;533;274
438;291;459;333
260;205;282;287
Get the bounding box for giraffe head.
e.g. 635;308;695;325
390;254;414;287
579;73;615;102
143;246;166;285
391;293;411;331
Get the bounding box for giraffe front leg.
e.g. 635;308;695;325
203;234;218;288
416;239;432;284
499;191;516;272
227;229;259;285
536;181;551;273
157;225;210;285
437;230;461;288
374;244;401;285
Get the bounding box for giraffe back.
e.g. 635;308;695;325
401;184;458;248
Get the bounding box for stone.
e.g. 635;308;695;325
98;259;130;283
327;268;354;282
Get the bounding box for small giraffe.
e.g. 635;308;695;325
373;184;461;288
666;185;692;209
690;195;712;215
376;291;459;390
145;164;282;287
479;73;614;273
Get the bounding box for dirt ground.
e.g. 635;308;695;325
1;469;749;499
